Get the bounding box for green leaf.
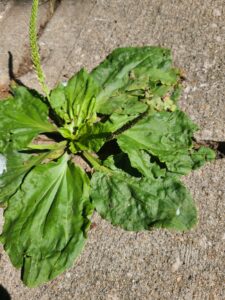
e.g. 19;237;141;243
0;154;92;287
0;148;48;203
0;86;55;152
91;166;197;231
92;46;172;94
133;67;179;85
118;149;166;179
117;110;208;174
50;69;99;131
95;93;147;115
72;121;112;153
164;146;216;175
117;110;215;175
118;110;197;153
74;113;137;153
191;146;216;168
92;47;180;114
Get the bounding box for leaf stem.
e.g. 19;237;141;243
27;140;67;150
83;151;112;174
107;107;150;141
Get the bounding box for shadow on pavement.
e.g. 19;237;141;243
0;285;11;300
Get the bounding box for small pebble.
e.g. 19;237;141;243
171;256;182;272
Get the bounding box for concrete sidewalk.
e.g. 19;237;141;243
0;1;224;299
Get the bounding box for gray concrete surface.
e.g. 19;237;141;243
0;0;225;299
0;0;51;86
0;0;13;22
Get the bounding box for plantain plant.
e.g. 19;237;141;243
0;0;215;287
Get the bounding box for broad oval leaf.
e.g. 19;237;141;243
92;46;173;93
0;154;92;287
91;46;180;114
91;168;197;231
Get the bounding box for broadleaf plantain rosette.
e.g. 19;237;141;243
0;0;215;288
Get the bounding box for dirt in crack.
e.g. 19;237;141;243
217;141;225;158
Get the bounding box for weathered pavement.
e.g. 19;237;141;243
0;0;225;299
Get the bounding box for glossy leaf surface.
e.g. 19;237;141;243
0;148;48;203
0;154;92;287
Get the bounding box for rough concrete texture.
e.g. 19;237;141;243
0;0;13;22
0;0;51;85
0;0;225;299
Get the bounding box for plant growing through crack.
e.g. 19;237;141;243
0;0;215;287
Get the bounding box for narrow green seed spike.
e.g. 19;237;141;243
29;0;50;100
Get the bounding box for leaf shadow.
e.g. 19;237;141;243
8;51;25;87
8;51;64;127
